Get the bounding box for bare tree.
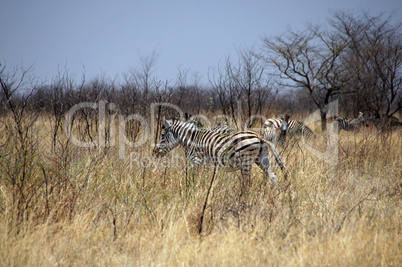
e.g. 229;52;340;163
261;25;352;131
330;10;402;117
191;71;203;114
175;66;190;108
209;48;275;129
129;50;163;115
209;57;239;126
48;69;75;151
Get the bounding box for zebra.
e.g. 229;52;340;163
153;118;286;186
262;114;291;145
263;115;316;143
333;112;365;133
288;121;315;140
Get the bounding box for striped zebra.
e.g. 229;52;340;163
263;116;315;143
263;115;290;145
153;118;286;185
333;112;365;133
287;121;316;140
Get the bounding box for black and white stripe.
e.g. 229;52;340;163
263;115;290;145
153;119;286;184
333;112;365;133
263;116;315;143
286;120;316;140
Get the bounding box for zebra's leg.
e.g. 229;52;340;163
240;165;252;195
256;149;277;184
186;152;202;185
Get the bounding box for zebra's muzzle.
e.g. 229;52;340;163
152;147;166;157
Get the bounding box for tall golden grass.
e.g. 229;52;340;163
0;113;400;266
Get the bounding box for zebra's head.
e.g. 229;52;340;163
279;114;290;133
356;111;365;124
153;119;180;157
277;114;290;144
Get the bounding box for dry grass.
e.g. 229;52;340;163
0;114;401;266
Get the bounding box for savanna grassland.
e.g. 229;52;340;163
0;112;401;266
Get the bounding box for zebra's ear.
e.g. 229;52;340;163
163;117;170;128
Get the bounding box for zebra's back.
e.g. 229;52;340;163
195;130;262;168
288;120;316;139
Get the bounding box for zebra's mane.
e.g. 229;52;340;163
181;115;234;135
169;119;210;134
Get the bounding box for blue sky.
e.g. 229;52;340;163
1;0;401;86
